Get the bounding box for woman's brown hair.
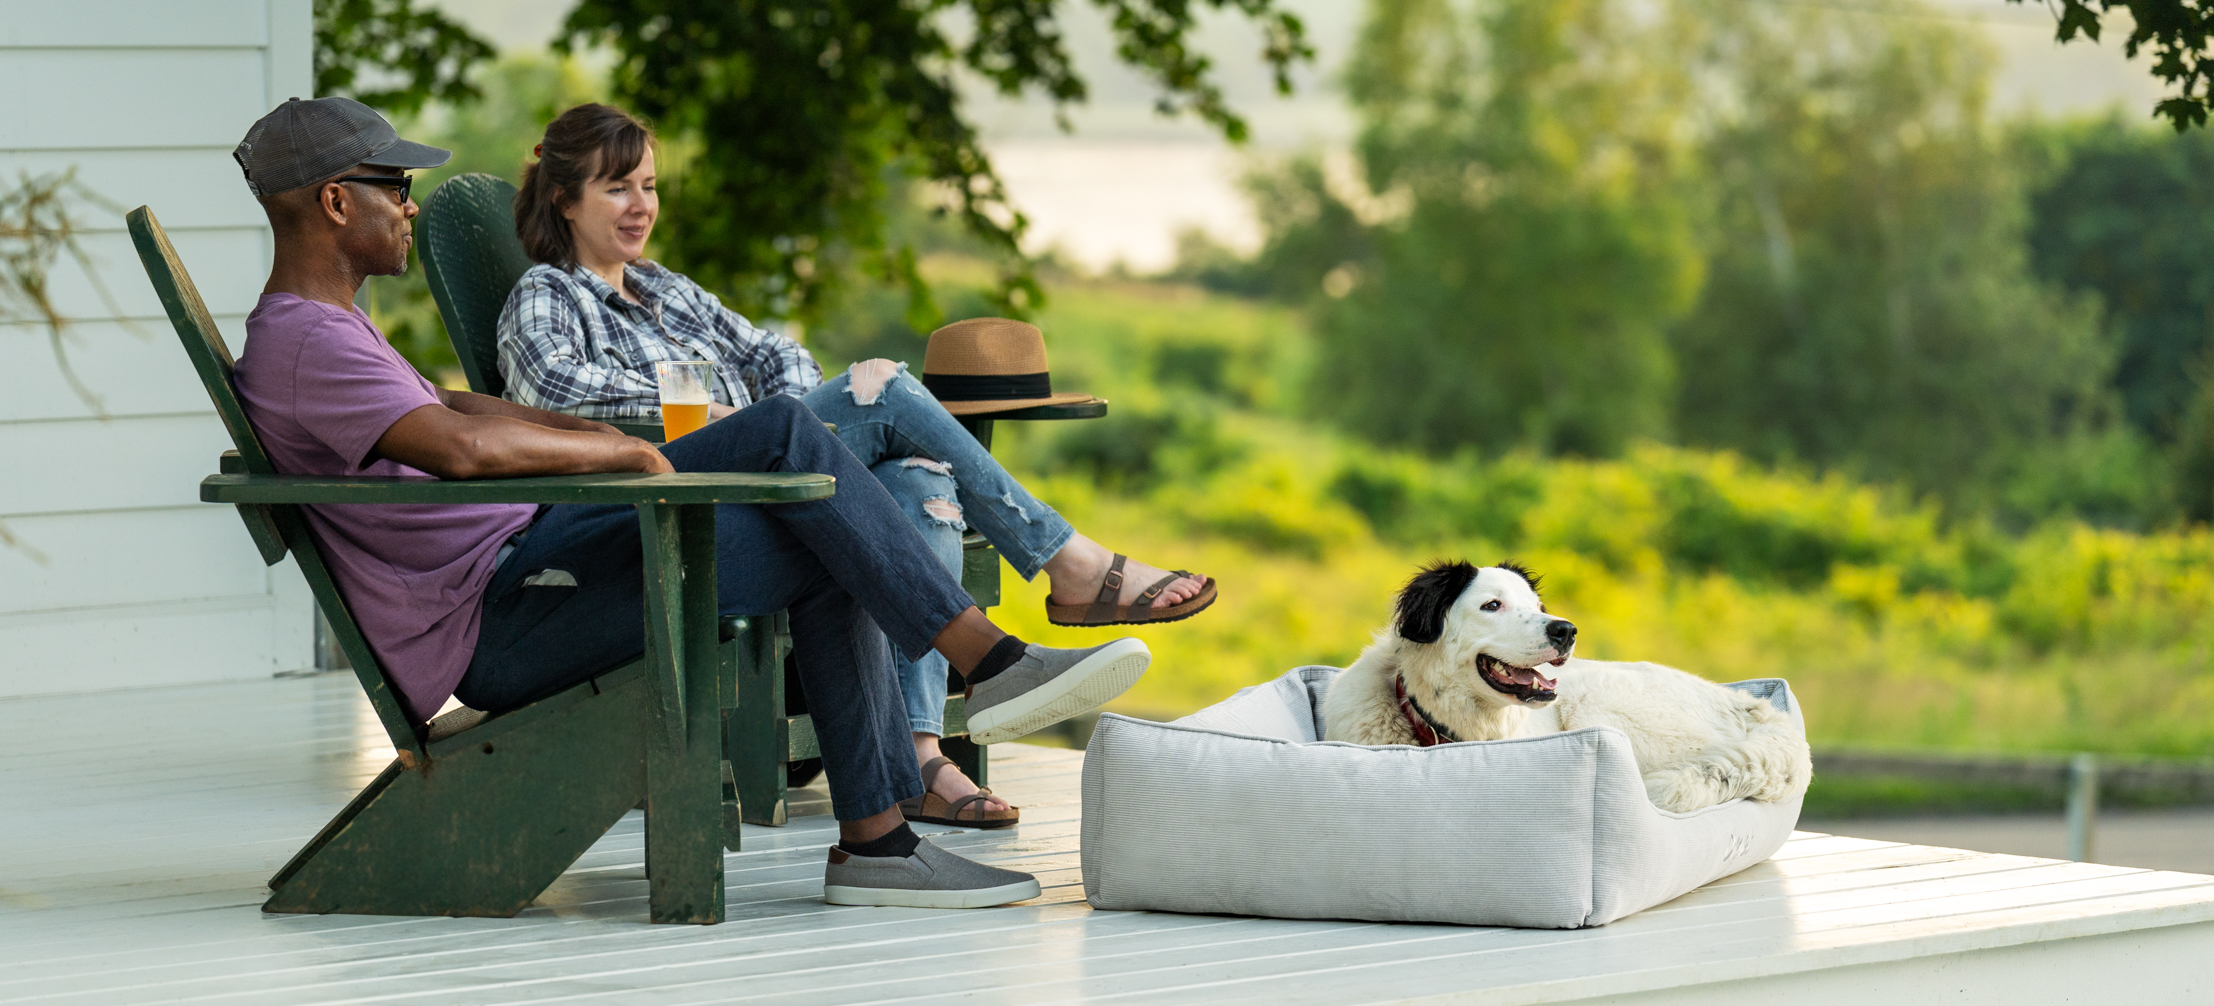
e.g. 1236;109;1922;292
514;103;655;268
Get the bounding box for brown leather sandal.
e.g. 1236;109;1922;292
898;756;1020;829
1046;553;1218;627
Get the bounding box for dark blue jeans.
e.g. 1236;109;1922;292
456;395;977;820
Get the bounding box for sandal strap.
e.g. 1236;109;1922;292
946;792;1000;820
1135;570;1190;605
918;756;956;790
1087;554;1129;621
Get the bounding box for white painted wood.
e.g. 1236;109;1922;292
30;228;269;321
0;1;269;48
0;317;234;422
0;414;235;515
0;507;275;613
1567;922;2214;1006
0;49;272;152
0;0;313;698
1;678;2209;1004
0;586;311;695
0;149;269;232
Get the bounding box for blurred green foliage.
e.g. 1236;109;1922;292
1199;0;2214;531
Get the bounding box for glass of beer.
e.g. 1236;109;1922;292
654;360;716;441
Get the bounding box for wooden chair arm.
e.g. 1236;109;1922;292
201;471;835;506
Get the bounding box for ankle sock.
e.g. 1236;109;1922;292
964;634;1028;688
838;821;921;859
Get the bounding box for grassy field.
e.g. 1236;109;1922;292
910;276;2214;759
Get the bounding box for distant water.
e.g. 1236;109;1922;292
988;139;1263;276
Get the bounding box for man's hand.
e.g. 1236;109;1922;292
374;403;670;480
708;402;738;420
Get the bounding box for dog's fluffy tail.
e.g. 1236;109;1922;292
1643;693;1813;813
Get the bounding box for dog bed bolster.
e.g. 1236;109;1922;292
1080;665;1804;928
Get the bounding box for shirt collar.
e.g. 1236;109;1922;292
567;261;669;313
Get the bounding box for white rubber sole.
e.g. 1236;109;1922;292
822;877;1042;909
964;637;1152;745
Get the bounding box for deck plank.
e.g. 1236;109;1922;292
4;675;2212;1004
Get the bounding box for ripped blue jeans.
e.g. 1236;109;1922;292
800;362;1076;736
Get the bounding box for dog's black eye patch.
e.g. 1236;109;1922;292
1396;561;1478;644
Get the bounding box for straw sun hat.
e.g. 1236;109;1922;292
919;317;1101;416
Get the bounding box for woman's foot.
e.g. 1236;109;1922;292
1043;533;1207;610
913;734;1008;814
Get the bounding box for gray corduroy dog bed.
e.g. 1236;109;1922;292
1079;666;1805;928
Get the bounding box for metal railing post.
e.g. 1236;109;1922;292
2065;752;2099;863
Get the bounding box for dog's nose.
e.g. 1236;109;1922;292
1546;619;1577;650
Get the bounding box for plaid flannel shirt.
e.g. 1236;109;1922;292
495;261;822;421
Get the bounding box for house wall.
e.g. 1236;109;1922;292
0;1;316;696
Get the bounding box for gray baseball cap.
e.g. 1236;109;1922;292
232;96;451;197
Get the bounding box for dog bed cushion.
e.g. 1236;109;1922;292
1080;666;1804;928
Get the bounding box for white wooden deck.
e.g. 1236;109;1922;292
4;674;2212;1005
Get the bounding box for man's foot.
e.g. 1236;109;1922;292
1045;534;1206;610
823;838;1040;908
965;638;1151;745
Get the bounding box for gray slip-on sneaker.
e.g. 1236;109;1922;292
822;837;1041;909
964;637;1151;745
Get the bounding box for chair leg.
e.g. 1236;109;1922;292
728;613;791;826
265;676;651;919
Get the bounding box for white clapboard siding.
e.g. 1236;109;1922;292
0;0;314;697
30;228;270;320
0;318;237;422
2;148;268;232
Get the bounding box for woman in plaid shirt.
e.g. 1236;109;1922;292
498;105;1215;827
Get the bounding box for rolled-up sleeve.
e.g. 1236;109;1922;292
496;272;662;418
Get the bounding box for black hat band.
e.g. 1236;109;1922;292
921;371;1053;401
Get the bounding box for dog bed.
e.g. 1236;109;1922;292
1080;665;1804;928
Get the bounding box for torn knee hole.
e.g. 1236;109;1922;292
899;456;952;476
844;358;903;406
920;496;965;526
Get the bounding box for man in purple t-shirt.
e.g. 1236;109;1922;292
227;97;1156;910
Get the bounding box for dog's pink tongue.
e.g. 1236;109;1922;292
1533;672;1558;691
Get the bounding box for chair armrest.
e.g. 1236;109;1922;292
201;471;835;506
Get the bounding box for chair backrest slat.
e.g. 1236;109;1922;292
419;173;535;399
127;208;279;476
128;206;428;759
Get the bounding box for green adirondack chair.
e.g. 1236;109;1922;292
129;205;840;924
416;173;1103;820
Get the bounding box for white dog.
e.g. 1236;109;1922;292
1322;562;1811;813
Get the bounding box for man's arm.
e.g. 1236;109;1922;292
437;386;623;436
373;403;673;480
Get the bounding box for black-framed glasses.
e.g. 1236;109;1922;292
334;174;412;203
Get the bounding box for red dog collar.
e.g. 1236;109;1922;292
1394;674;1459;747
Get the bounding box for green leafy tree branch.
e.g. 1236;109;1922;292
2011;0;2213;129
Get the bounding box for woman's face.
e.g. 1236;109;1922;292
562;147;657;270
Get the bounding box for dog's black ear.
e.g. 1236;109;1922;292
1396;561;1478;644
